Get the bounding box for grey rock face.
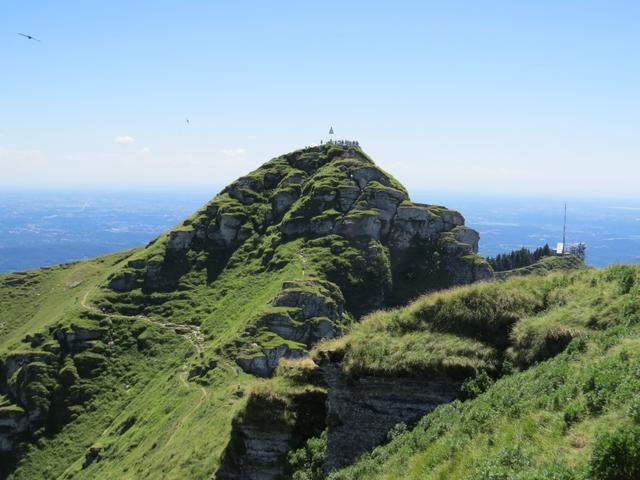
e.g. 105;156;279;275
108;272;139;292
54;325;105;352
144;260;163;286
453;226;480;253
166;230;195;252
337;213;382;240
279;172;306;186
445;255;494;285
337;186;361;212
0;351;58;459
215;425;293;480
322;365;460;472
214;390;326;480
350;166;388;188
388;205;441;249
236;280;346;377
209;213;246;247
1;352;54;386
361;186;407;218
0;409;29;453
236;344;306;378
271;190;298;220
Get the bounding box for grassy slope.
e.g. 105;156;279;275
328;265;640;479
0;237;308;480
0;252;133;354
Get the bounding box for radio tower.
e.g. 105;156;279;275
562;203;567;255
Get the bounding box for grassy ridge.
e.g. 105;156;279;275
326;265;640;479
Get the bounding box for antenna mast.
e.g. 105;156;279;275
562;203;567;254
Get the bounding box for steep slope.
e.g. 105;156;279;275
0;144;490;479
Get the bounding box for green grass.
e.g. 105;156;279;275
497;254;586;279
0;252;133;354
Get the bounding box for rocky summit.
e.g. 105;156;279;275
104;144;491;377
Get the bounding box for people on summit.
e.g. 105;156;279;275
324;139;360;147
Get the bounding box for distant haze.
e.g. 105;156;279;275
1;2;639;197
1;189;638;272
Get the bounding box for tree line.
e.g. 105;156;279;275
487;244;554;272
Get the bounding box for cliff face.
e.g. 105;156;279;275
106;145;492;377
215;389;326;480
322;365;460;472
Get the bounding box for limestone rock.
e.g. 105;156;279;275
236;344;305;378
271;190;298;220
337;212;382;240
350;166;388;188
214;390;326;480
322;364;461;472
166;230;195;252
336;185;360;212
237;280;346;377
0;408;29;453
452;225;480;253
208;213;247;247
107;271;139;292
54;325;105;352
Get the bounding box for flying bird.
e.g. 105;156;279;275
17;33;41;42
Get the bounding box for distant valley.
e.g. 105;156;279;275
1;189;638;272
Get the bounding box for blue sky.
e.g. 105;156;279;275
1;1;639;196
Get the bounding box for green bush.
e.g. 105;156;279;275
590;425;640;479
563;400;586;428
460;370;494;400
288;430;327;480
629;396;640;424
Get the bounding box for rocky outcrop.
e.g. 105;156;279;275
236;280;347;377
322;364;461;472
0;323;107;468
0;407;30;454
106;145;490;307
166;230;195;252
53;324;106;353
215;390;326;480
104;143;491;381
236;344;306;379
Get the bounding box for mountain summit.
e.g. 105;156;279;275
0;143;491;478
105;144;491;375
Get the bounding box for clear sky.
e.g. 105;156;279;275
1;1;639;197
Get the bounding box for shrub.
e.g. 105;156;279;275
629;396;640;424
590;425;640;480
563;400;586;428
288;430;327;480
460;370;494;400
